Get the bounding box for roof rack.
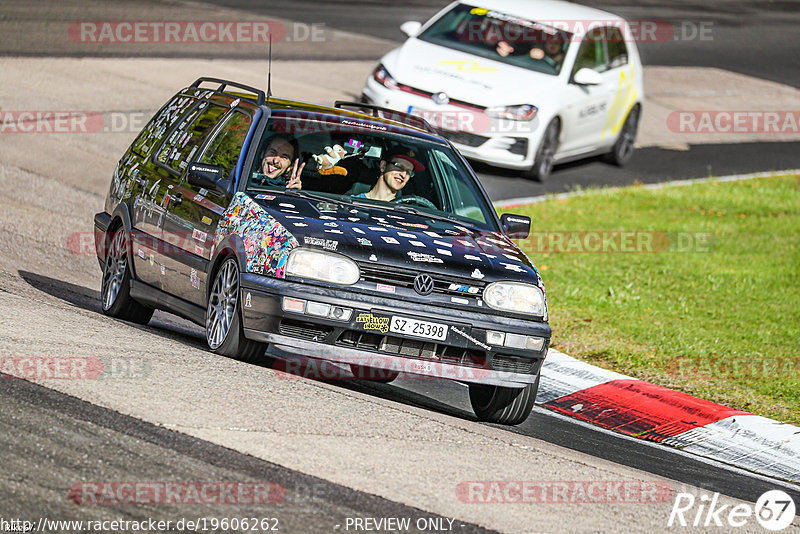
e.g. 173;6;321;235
190;77;265;105
334;101;437;134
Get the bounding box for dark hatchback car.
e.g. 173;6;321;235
95;78;551;425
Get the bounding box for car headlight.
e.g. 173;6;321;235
486;104;538;121
483;281;545;316
373;64;399;90
286;248;360;285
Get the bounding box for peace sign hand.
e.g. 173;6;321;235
286;158;305;189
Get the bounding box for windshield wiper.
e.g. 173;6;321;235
388;204;466;226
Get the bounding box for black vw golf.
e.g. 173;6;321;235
95;78;551;425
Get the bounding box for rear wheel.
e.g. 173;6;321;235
100;228;154;324
522;119;560;181
206;257;266;363
469;374;539;425
604;105;640;166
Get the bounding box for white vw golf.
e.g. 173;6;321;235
362;0;645;180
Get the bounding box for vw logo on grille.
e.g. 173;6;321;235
432;92;449;105
413;274;435;296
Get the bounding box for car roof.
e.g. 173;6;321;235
456;0;625;36
262;97;445;143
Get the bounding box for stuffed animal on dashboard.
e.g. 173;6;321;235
312;139;367;176
312;145;348;175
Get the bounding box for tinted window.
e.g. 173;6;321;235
573;28;607;73
130;94;196;156
606;27;629;69
156;101;227;173
200;111;252;180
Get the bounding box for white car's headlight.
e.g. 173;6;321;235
373;64;399;90
483;281;546;316
286;248;360;285
486;104;538;121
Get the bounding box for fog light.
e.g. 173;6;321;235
282;297;306;313
306;301;332;317
486;330;505;346
504;333;527;349
526;336;545;351
331;307;353;321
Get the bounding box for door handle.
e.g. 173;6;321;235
170;193;182;206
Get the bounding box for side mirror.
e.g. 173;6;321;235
573;67;603;85
188;163;228;195
400;21;422;37
501;213;531;239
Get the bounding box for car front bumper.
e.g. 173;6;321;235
362;78;545;171
240;272;550;387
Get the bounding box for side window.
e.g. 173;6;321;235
606;27;628;69
199;111;252;181
156;102;227;173
130;94;196;156
572;29;607;74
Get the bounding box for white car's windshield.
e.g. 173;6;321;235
246;113;499;231
418;4;572;76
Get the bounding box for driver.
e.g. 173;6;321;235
355;151;424;202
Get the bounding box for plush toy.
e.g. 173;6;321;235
312;141;365;176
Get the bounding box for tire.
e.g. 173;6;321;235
603;105;640;166
469;374;539;425
206;257;266;363
350;364;399;383
522;119;560;182
100;228;154;324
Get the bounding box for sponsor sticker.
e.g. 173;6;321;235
376;283;396;293
407;251;443;263
304;236;337;251
355;313;390;333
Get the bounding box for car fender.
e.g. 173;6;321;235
206;232;249;301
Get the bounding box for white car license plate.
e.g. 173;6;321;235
390;316;448;341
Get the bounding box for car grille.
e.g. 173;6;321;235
279;319;333;341
440;129;489;148
337;330;487;368
358;262;485;298
491;354;541;375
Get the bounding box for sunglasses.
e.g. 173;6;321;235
386;162;414;178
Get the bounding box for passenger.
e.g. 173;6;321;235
256;135;305;189
355;152;424;202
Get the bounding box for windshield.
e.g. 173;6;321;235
245;112;499;231
418;4;572;76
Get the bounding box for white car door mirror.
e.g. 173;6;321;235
573;68;603;85
400;21;422;37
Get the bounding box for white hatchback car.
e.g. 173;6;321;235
362;0;644;180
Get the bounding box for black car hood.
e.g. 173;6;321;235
250;192;542;286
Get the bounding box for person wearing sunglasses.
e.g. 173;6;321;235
355;151;424;202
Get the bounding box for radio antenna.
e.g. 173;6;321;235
266;34;273;102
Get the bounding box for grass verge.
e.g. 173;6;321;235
506;174;800;425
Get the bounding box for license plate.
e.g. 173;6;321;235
390;316;448;341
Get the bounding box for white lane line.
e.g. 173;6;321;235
494;168;800;209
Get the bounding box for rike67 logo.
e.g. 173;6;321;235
668;490;796;530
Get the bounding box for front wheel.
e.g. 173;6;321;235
468;375;539;425
522;119;560;182
604;105;640;166
100;228;154;324
206;257;266;363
